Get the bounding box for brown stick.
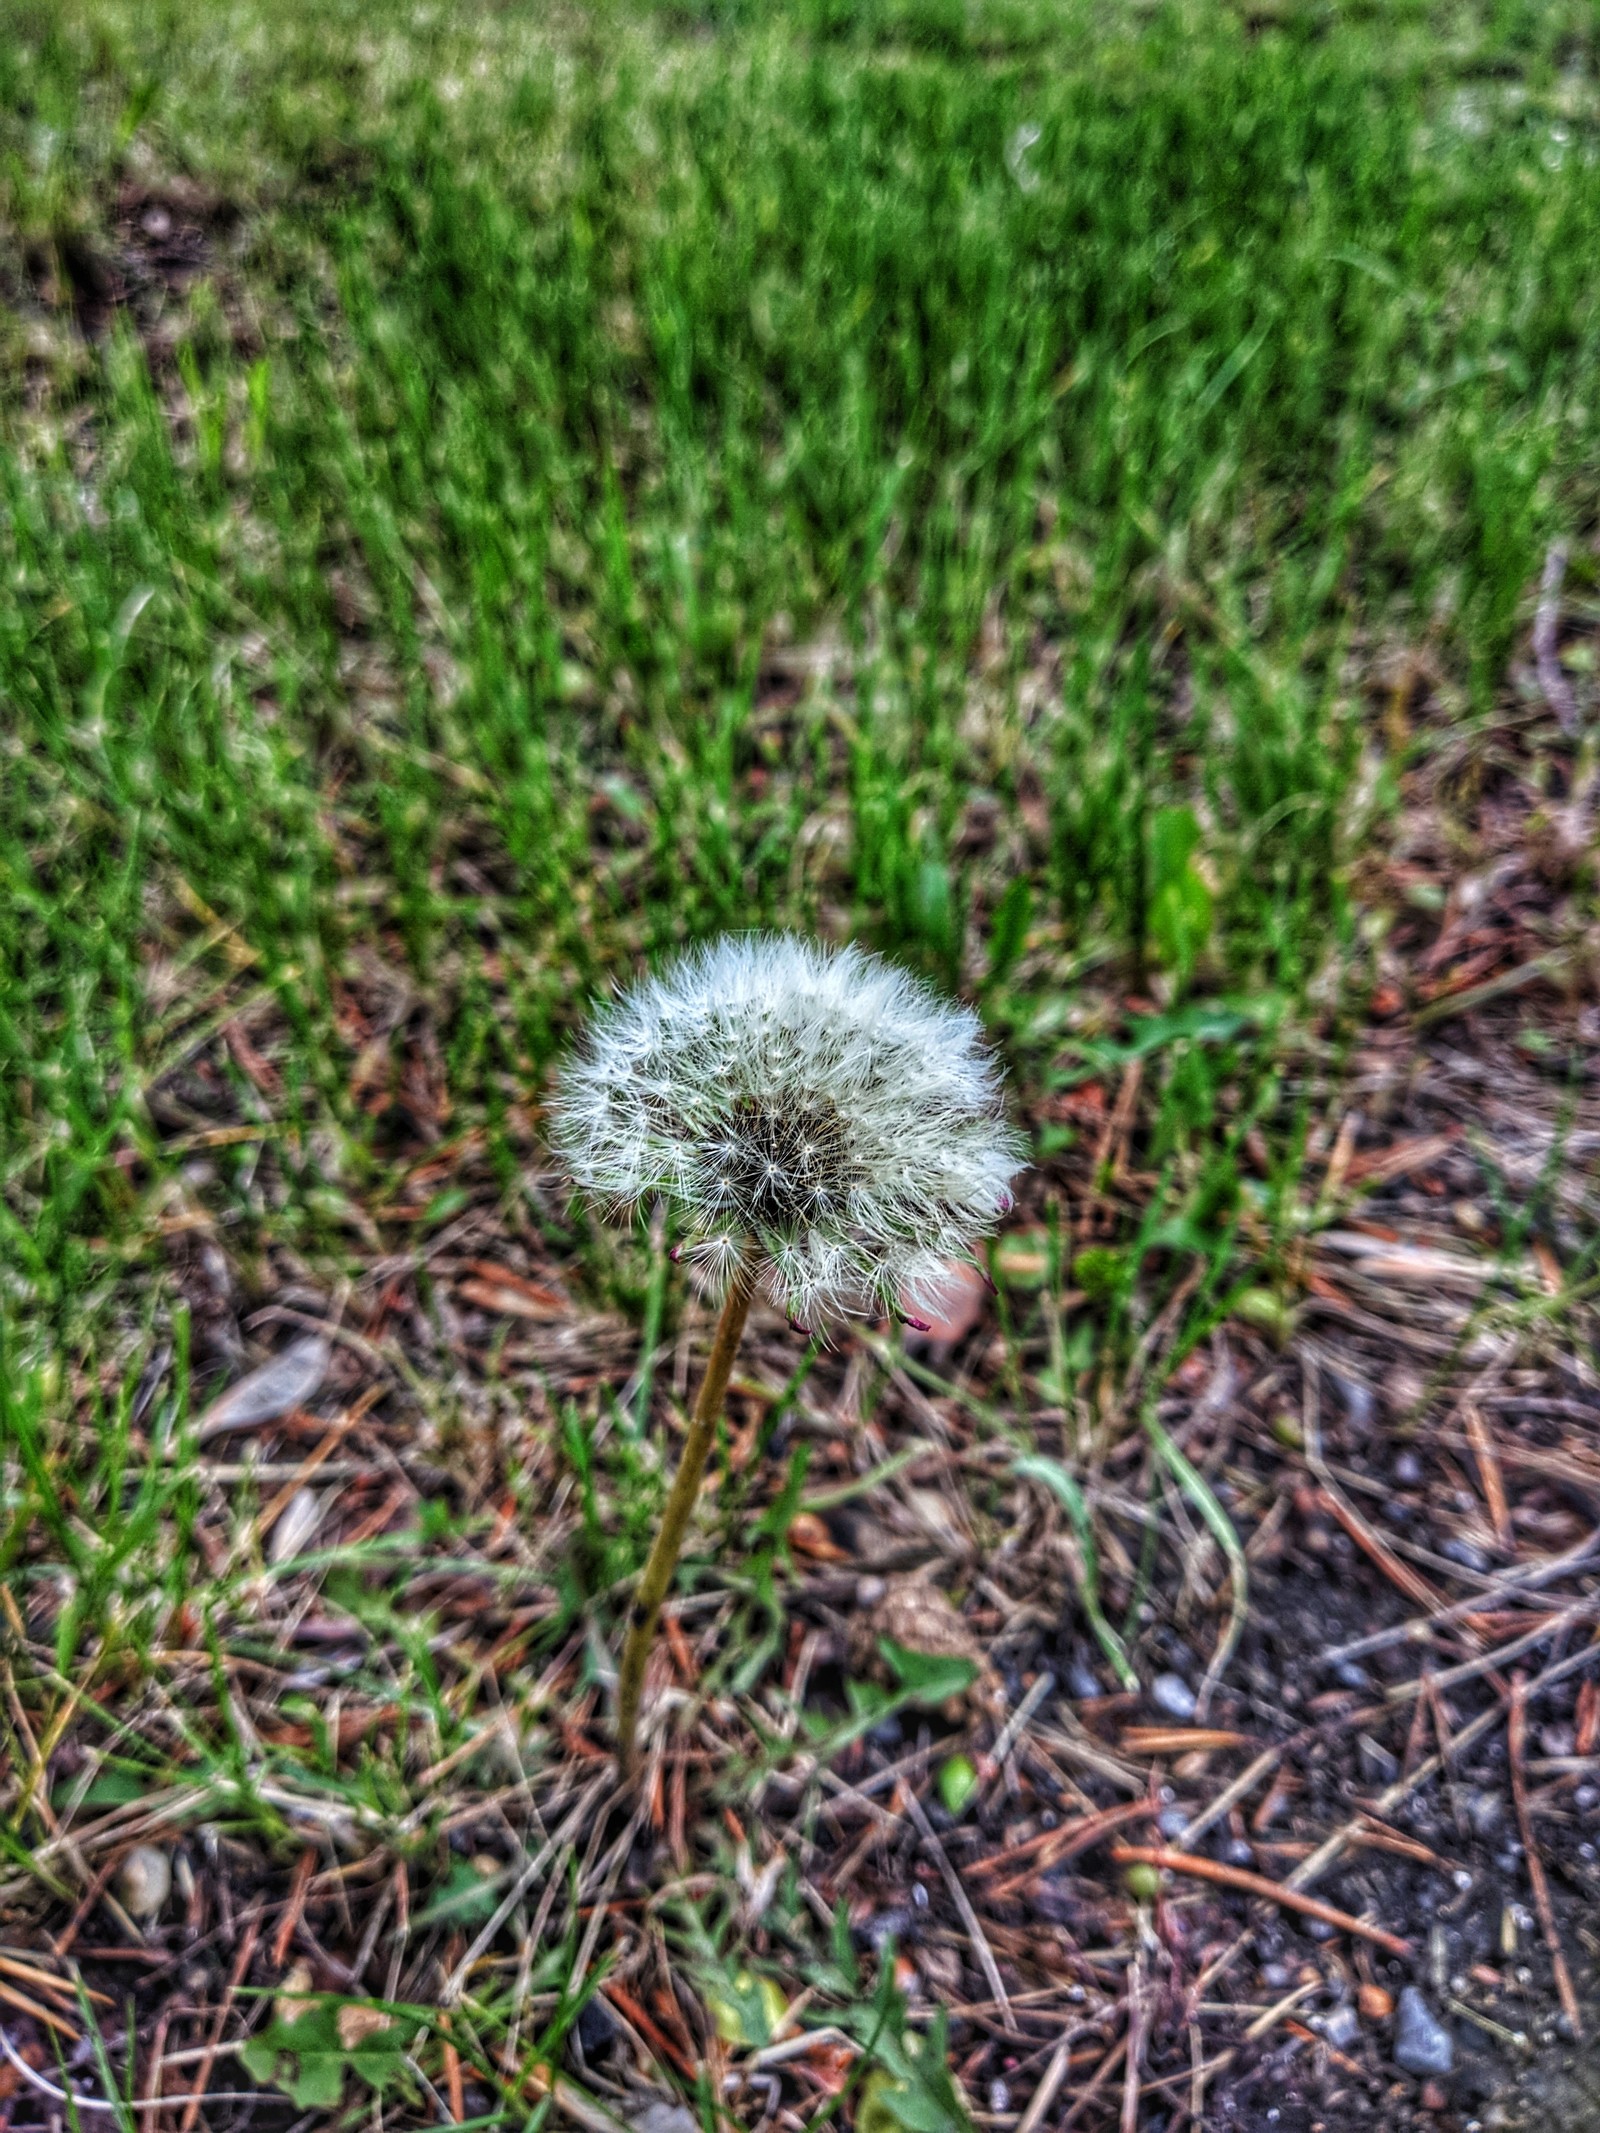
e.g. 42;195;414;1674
1060;2034;1129;2130
178;1911;261;2133
1463;1402;1513;1555
1508;1672;1583;2039
614;1258;757;1777
1109;1845;1413;1959
971;1799;1153;1892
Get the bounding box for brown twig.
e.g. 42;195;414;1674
972;1800;1153;1897
178;1910;260;2133
1059;2032;1129;2130
1109;1845;1413;1959
1291;1637;1600;1902
1314;1485;1449;1617
270;1847;316;1969
1383;1594;1600;1707
1462;1402;1513;1555
904;1788;1016;2031
1317;1526;1600;1667
1121;1948;1146;2133
1508;1671;1583;2039
1012;2022;1094;2133
1178;1745;1281;1848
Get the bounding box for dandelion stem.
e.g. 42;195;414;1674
614;1251;757;1778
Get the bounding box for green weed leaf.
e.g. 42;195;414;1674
239;2002;409;2110
877;1638;977;1706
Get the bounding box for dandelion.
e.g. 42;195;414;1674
553;933;1025;1773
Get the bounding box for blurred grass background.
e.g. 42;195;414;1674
3;0;1598;1329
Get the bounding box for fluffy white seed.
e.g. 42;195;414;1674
552;935;1026;1327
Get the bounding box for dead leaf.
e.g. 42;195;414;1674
336;2004;394;2050
198;1336;330;1444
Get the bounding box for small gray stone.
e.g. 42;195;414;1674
1322;2004;1360;2050
1393;1449;1424;1486
1150;1672;1198;1721
1260;1961;1294;1990
1335;1375;1376;1430
1222;1837;1255;1868
1393;1986;1454;2078
1465;1789;1503;1836
630;2104;699;2133
1067;1659;1102;1701
1159;1805;1189;1840
1440;1536;1490;1573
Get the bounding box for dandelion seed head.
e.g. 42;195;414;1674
552;934;1026;1326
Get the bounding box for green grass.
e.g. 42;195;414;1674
3;0;1600;2116
5;0;1599;1329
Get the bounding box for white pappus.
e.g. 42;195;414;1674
552;933;1026;1330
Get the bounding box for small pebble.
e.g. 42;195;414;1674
1222;1837;1255;1868
1358;1982;1394;2021
1159;1806;1189;1840
631;2104;699;2133
1440;1536;1490;1572
1394;1985;1454;2078
1393;1449;1424;1486
1303;1916;1336;1941
1149;1672;1198;1721
1573;1783;1598;1812
1421;2079;1448;2113
988;2081;1010;2114
1322;2004;1360;2050
1334;1659;1372;1691
1465;1789;1503;1836
115;1845;171;1920
1334;1375;1376;1430
1261;1962;1294;1991
1067;1659;1101;1701
576;1996;618;2056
